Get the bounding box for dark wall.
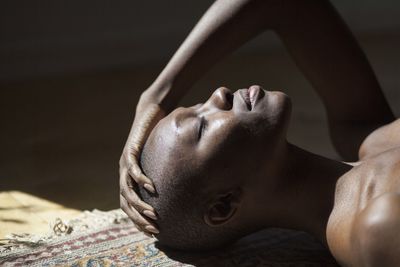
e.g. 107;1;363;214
1;1;399;210
1;0;400;81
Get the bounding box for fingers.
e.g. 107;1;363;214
119;150;159;235
129;163;156;193
120;196;159;234
120;169;155;214
121;185;155;215
118;105;166;236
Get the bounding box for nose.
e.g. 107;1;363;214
201;87;233;111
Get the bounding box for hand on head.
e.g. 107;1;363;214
119;101;165;236
123;85;292;249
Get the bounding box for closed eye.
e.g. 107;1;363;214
197;116;207;141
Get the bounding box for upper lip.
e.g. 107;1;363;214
238;87;263;111
240;89;252;110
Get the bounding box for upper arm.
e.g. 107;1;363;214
351;193;400;267
274;0;394;161
359;119;400;160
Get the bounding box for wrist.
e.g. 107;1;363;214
145;79;178;112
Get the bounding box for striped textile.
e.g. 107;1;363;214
0;209;339;266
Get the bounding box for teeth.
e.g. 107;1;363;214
249;86;259;108
248;91;254;109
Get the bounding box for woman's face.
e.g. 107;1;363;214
145;85;292;191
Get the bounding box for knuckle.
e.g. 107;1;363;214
128;202;142;213
120;201;128;210
120;183;128;193
121;204;128;212
132;203;143;216
131;204;144;214
124;189;136;199
137;201;148;211
130;165;140;176
119;187;126;197
135;221;147;228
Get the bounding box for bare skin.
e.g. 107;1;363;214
118;0;399;265
119;0;394;236
143;86;400;266
328;120;400;267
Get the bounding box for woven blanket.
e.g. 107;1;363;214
0;209;339;266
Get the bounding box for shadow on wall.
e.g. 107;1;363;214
1;0;400;81
1;35;400;211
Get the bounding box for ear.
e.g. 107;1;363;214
204;188;242;227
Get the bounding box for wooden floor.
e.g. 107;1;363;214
1;35;399;237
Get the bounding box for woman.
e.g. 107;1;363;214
119;0;398;265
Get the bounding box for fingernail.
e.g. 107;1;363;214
144;183;156;194
145;225;159;234
143;210;157;220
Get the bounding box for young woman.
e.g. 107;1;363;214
119;1;398;266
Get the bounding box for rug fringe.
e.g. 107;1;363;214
0;209;130;254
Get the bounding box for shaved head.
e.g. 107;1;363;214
139;133;244;250
137;86;291;250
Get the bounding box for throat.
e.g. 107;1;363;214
259;144;353;247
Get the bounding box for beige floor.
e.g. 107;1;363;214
0;191;81;239
1;35;399;239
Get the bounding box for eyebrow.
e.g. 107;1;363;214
174;111;196;129
174;112;204;141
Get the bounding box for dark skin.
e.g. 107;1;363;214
118;0;399;266
144;85;400;266
120;0;394;233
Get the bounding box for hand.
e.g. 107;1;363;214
119;94;165;235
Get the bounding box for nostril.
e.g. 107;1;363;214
213;86;233;110
226;91;233;108
219;87;233;110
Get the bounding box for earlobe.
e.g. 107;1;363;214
204;189;242;227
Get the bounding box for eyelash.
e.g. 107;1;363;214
198;116;207;140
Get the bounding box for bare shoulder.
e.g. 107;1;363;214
359;118;400;160
328;143;400;266
351;193;400;267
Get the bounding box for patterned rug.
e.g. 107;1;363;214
0;209;339;266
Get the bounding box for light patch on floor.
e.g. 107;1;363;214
0;191;81;239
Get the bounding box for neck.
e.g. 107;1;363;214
255;143;352;246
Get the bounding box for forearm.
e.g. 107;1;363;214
145;0;394;124
146;0;281;112
276;0;394;123
274;0;394;160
